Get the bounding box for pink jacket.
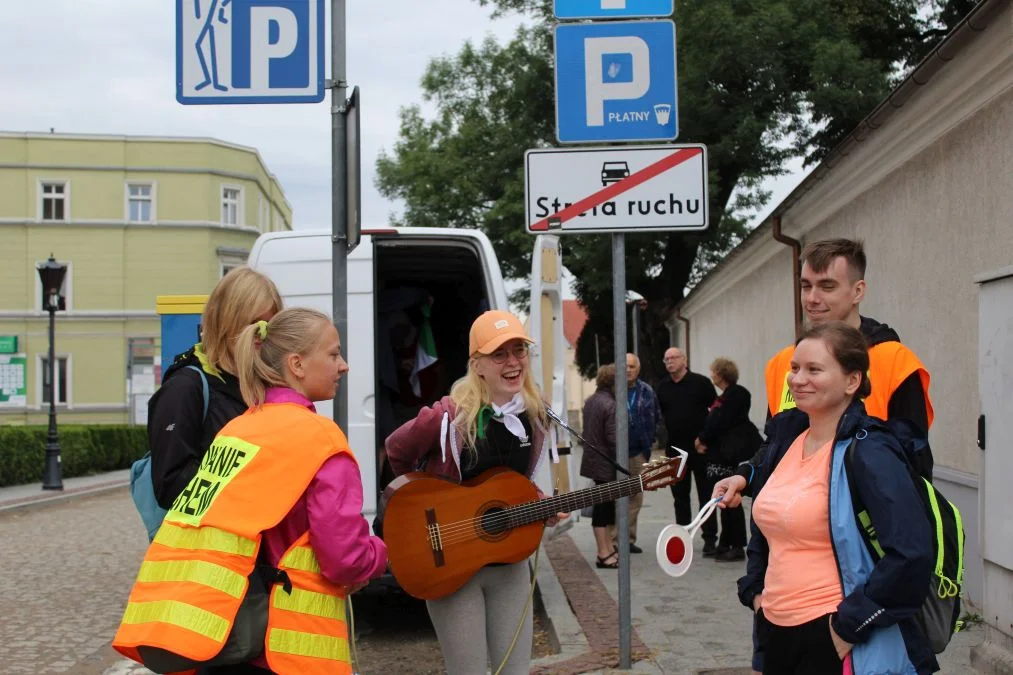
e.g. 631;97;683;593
259;388;387;582
252;388;388;668
385;396;555;482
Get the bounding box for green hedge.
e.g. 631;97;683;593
0;425;148;488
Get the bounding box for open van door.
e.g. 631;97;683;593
529;235;576;531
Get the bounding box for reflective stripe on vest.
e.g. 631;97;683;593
153;521;257;557
121;599;231;643
265;537;352;675
136;559;247;599
269;629;350;662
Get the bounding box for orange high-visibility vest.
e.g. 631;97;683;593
765;341;933;426
113;402;356;675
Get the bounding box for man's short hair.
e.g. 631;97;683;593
801;238;866;281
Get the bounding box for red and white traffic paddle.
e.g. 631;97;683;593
655;497;723;577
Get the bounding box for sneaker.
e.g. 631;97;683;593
714;547;745;562
702;541;718;558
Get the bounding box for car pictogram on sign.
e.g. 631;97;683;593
601;161;631;185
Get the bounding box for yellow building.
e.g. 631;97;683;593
0;131;292;425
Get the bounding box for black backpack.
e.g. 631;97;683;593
845;420;965;654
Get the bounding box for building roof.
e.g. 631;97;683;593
563;300;588;349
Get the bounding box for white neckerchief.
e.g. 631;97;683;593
490;393;528;441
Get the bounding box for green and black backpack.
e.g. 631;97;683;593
845;421;965;654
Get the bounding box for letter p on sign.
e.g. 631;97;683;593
583;36;650;127
249;6;299;89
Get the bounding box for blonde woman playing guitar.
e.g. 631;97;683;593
384;310;565;675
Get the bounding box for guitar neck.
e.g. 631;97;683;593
507;474;644;528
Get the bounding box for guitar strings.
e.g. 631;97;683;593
432;477;642;538
406;459;672;542
427;476;646;546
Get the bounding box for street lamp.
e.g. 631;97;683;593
37;255;67;491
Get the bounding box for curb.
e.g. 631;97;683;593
532;541;591;669
0;478;130;513
531;534;653;675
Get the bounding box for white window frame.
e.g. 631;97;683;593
34;259;73;312
219;253;248;279
38;179;70;222
125;181;156;223
36;353;72;408
221;184;243;226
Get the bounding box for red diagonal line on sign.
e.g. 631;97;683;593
529;146;703;231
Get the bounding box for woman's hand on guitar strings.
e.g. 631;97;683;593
536;487;570;527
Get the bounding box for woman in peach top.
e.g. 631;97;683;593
737;322;936;675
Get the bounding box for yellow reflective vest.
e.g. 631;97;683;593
114;402;355;675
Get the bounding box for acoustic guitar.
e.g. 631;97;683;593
381;456;685;600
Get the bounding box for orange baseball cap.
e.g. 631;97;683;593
469;310;534;355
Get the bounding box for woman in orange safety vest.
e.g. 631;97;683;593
114;307;387;675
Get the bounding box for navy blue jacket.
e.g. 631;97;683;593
738;402;937;674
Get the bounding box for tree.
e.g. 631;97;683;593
377;0;974;383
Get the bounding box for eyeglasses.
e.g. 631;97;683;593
486;343;530;364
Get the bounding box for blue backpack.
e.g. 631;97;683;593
130;365;209;541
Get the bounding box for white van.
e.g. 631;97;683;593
247;227;574;530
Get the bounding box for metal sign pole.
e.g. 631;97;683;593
330;0;348;433
612;232;631;669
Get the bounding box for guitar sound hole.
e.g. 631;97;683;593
480;507;509;537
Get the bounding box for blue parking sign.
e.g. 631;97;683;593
554;0;673;20
554;20;678;143
176;0;325;104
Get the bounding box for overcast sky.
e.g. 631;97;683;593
1;1;803;237
0;1;528;228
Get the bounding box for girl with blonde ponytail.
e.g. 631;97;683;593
124;307;387;675
385;309;563;675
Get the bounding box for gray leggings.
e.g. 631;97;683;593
425;560;534;675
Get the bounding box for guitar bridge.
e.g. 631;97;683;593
425;508;445;567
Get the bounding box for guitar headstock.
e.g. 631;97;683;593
638;447;689;491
